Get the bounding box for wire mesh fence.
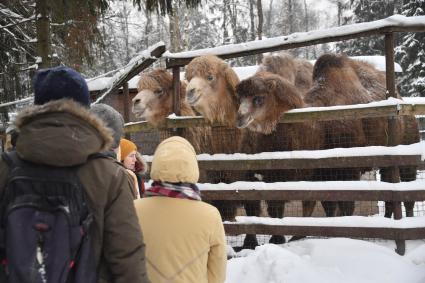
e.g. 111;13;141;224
124;113;424;251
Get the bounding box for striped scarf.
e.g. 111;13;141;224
144;181;201;201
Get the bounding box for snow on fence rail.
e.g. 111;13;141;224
124;98;425;132
164;15;425;68
133;100;425;255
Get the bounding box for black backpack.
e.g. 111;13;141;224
0;151;97;283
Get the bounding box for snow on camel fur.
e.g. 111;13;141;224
132;68;210;154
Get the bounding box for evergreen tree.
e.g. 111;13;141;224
395;0;425;97
337;0;400;56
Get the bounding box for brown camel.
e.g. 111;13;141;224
236;71;324;247
305;53;418;218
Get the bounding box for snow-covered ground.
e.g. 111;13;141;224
225;238;425;283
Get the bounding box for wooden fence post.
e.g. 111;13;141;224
123;82;131;139
385;32;404;255
172;66;182;136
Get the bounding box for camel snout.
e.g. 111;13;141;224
236;114;252;129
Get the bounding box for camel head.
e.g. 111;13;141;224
132;69;184;125
185;55;240;125
236;71;304;134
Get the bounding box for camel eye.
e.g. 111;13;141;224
134;99;141;104
207;75;214;81
154;88;163;95
253;96;264;107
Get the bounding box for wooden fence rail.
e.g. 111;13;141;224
200;187;425;255
196;155;424;171
223;224;425;242
200;188;425;202
124;101;425;132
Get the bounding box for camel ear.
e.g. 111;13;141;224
223;65;240;96
265;76;301;109
265;76;286;100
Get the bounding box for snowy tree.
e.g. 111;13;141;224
0;1;36;105
395;0;425;97
337;0;402;56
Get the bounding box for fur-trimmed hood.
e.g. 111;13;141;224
14;99;113;166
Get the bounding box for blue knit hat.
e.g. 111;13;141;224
33;66;90;107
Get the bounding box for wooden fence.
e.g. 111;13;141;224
126;100;425;255
121;15;425;256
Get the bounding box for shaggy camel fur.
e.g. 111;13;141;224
185;55;242;154
350;56;419;217
132;69;210;154
185;55;243;222
236;71;324;247
305;53;418;217
258;52;313;94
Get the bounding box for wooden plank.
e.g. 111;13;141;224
124;103;425;132
197;155;423;171
200;189;425;201
166;19;425;68
223;224;425;240
123;82;130;123
94;43;166;104
172;67;181;116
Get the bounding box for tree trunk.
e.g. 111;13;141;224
256;0;263;64
36;0;51;68
249;0;255;41
182;8;190;50
169;2;183;52
288;0;293;34
303;0;309;57
223;0;229;44
228;0;238;43
337;1;342;26
266;0;273;37
121;2;130;63
143;8;152;48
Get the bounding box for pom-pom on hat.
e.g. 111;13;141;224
120;138;138;161
33;66;90;107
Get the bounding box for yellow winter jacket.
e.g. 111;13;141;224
134;196;227;283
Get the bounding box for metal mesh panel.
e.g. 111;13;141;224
131;116;424;250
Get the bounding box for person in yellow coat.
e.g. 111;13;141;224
134;136;227;283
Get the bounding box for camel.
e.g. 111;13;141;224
236;71;324;247
185;55;242;154
184;55;245;222
305;53;419;218
132;68;210;154
133;65;241;222
185;54;320;248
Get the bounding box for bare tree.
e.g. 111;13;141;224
36;0;51;68
265;0;273;36
249;0;255;41
256;0;263;64
288;0;293;34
